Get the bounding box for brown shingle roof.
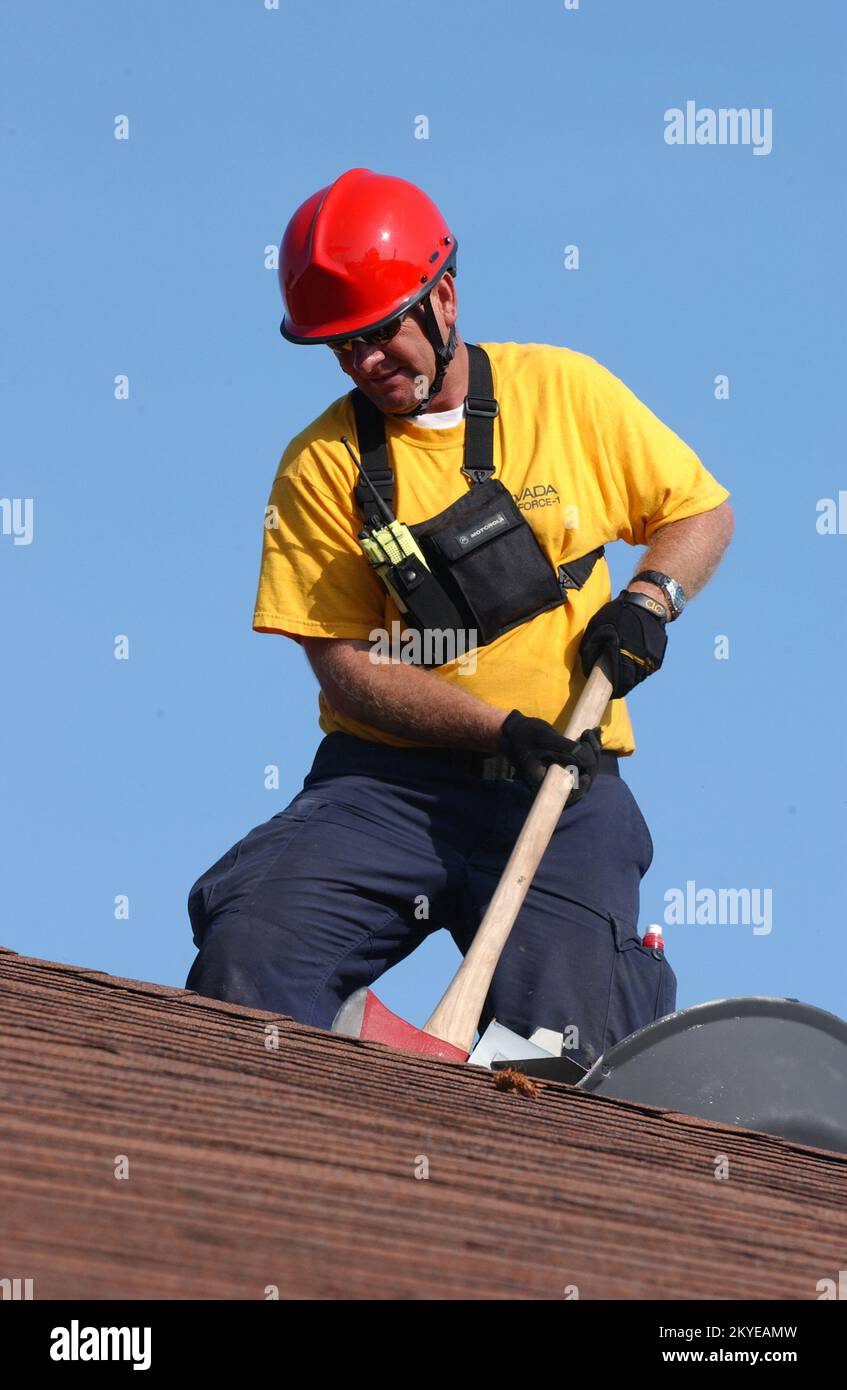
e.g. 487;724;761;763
1;946;845;1300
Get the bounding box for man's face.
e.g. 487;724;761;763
329;279;454;415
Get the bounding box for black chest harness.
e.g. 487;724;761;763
347;343;604;667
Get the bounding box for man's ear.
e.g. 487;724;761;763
434;272;458;326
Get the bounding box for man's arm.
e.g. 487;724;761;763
625;499;735;610
303;501;734;753
301;637;508;753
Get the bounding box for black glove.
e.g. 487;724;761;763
580;591;668;699
499;711;603;798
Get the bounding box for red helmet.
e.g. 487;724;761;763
278;168;458;344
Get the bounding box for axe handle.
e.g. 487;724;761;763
423;661;614;1054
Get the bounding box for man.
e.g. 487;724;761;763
184;168;733;1068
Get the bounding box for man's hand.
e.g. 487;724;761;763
499;711;602;797
579;593;668;699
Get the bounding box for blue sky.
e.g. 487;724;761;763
2;1;844;1032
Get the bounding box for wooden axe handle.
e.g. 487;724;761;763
423;661;614;1054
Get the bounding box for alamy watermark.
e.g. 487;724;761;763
816;491;847;534
50;1320;151;1370
664;101;773;156
1;1277;34;1299
664;879;772;935
369;621;478;673
1;497;33;545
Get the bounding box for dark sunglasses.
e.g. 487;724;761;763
327;304;423;357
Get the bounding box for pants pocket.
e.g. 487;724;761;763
603;912;677;1052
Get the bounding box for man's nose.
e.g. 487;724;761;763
351;341;386;374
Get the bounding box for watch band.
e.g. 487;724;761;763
633;569;686;620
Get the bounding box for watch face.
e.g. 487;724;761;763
666;579;686;615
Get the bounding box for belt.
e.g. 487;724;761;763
304;732;622;789
423;747;620;782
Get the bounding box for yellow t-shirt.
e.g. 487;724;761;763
253;342;730;754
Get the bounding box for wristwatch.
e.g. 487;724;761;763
633;569;686;621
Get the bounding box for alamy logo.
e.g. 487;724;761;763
369;621;478;674
50;1320;151;1371
1;1277;33;1299
664;880;773;935
817;1270;847;1299
816;492;847;534
664;101;773;156
0;497;33;545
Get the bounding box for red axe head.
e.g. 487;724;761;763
332;988;468;1062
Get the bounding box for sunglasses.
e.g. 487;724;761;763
328;305;422;358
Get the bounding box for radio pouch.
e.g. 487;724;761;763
350;344;603;664
409;476;564;646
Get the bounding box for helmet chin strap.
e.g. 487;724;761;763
390;292;458;417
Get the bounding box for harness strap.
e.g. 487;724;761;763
557;547;605;593
351;343;498;523
351;393;394;530
350;345;604;597
460;343;498;485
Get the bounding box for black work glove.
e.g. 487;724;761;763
499;711;603;798
579;591;668;699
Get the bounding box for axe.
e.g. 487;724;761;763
332;660;614;1061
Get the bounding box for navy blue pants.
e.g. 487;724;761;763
185;733;676;1068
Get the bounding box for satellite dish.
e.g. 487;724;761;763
492;998;847;1155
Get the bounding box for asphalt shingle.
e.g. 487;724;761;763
1;947;845;1300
